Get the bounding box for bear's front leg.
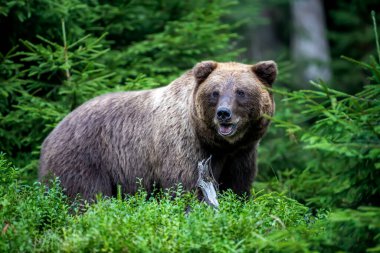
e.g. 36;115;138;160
218;150;257;197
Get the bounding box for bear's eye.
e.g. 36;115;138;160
236;90;245;98
211;91;219;98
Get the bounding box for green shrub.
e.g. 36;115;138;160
1;152;378;252
258;12;380;209
1;154;327;252
255;12;380;252
272;67;380;208
0;153;71;252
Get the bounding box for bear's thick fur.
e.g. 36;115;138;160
39;60;277;200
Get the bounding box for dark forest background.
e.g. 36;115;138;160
0;0;379;252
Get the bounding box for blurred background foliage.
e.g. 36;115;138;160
0;0;379;252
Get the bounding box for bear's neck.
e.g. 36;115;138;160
191;119;259;155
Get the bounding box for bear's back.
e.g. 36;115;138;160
39;91;158;197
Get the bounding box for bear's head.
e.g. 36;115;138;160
192;61;277;147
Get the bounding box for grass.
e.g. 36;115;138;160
1;153;378;253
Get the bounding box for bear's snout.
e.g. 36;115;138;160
216;107;232;122
215;106;239;137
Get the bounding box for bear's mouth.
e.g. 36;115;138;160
218;123;237;137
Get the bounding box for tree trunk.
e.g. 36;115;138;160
249;8;282;61
291;0;331;87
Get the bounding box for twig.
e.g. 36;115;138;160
61;19;77;110
61;19;71;81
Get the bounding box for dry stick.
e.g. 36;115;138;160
61;19;77;110
196;156;219;209
372;11;380;64
61;19;71;81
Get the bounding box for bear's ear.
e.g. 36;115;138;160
252;60;278;86
193;61;218;84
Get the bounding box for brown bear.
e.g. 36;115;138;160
39;60;277;200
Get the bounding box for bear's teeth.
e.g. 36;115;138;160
219;124;234;135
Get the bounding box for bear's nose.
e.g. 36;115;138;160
216;107;232;121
